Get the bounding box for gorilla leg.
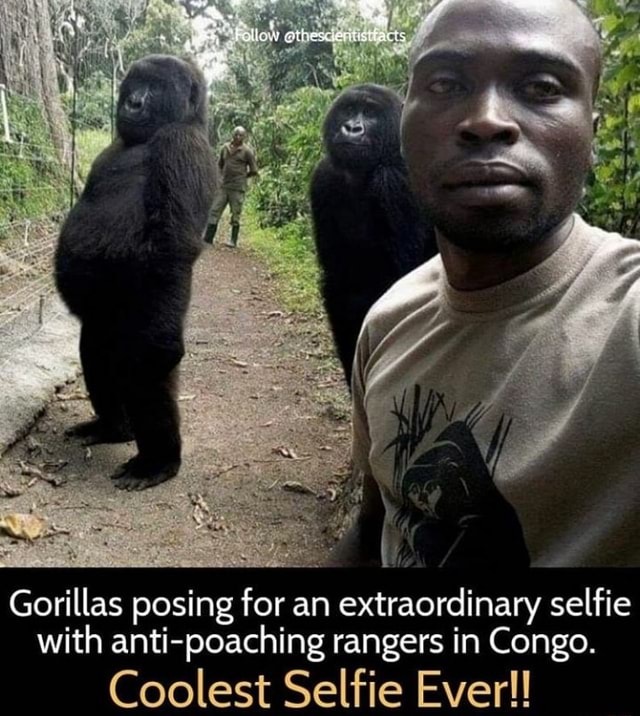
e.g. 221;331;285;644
66;323;133;444
112;364;182;491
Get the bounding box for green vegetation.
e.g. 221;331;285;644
585;0;640;236
1;0;191;235
0;94;68;230
251;87;333;228
151;0;627;372
1;0;638;257
244;211;322;314
217;0;639;304
75;129;111;180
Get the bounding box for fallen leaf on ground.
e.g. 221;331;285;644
26;437;43;455
40;474;67;488
19;461;43;478
46;524;71;537
272;446;299;460
56;392;89;401
281;481;317;496
42;460;68;473
0;482;23;498
190;493;211;529
209;518;228;533
0;513;46;540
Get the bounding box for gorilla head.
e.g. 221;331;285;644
322;84;404;173
116;55;208;146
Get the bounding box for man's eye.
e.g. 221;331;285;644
428;78;464;95
521;79;563;100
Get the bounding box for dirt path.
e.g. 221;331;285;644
0;242;352;566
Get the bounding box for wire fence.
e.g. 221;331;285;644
0;49;116;366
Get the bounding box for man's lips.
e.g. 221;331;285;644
441;163;531;207
443;162;530;188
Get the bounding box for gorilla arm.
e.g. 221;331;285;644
309;159;363;382
369;164;435;269
145;122;217;260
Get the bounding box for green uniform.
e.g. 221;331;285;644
209;142;258;226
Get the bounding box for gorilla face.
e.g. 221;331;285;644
116;55;207;145
323;84;403;172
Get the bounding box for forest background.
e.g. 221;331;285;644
0;0;638;325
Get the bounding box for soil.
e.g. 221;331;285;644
0;241;353;567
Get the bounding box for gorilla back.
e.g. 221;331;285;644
55;55;217;490
310;84;436;388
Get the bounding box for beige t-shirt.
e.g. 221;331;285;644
352;215;640;567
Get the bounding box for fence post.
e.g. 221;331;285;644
0;84;11;143
69;14;79;210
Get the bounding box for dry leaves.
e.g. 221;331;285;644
0;482;23;498
189;493;228;533
281;481;317;497
0;513;47;540
272;445;299;459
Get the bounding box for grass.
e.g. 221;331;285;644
242;207;352;421
243;209;323;315
75;129;111;180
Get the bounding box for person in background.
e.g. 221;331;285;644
204;126;258;248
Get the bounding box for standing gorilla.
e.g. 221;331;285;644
55;55;217;490
310;84;436;387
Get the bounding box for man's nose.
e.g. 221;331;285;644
456;87;520;145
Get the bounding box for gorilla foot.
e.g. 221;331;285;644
111;455;181;491
65;418;133;445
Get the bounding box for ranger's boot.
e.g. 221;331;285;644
204;223;218;244
226;224;240;248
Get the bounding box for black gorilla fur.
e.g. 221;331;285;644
310;84;437;387
55;55;217;490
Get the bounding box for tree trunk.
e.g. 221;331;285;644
0;0;72;167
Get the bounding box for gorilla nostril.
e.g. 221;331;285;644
343;121;364;136
126;93;145;112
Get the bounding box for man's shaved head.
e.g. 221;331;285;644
410;0;602;98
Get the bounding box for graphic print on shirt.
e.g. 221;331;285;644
384;385;530;567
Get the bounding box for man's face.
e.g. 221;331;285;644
232;130;245;145
401;0;600;252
